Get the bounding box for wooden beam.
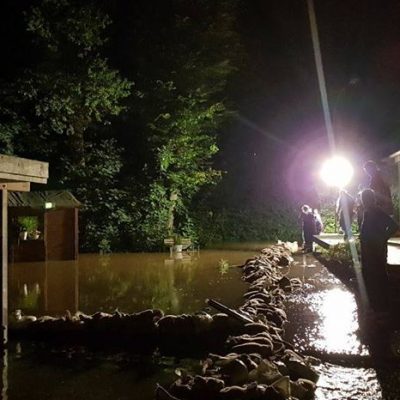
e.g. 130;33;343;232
0;172;46;184
1;189;7;345
0;154;48;178
0;182;30;192
313;235;331;249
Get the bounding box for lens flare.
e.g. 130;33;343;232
320;156;354;188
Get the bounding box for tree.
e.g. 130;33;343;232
0;0;134;251
0;0;244;251
108;0;244;246
20;0;132;168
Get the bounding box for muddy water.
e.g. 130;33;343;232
9;250;252;317
2;248;396;399
285;253;367;356
4;249;256;400
285;253;400;400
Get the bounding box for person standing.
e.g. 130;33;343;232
300;205;316;252
363;160;394;216
355;185;364;232
336;190;355;239
314;209;323;234
360;189;398;312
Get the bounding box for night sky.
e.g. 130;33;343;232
223;0;400;203
2;0;400;204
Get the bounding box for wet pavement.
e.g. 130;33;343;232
285;254;366;356
285;253;400;400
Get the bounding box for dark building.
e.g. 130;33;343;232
9;191;80;262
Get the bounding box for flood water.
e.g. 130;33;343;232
9;250;252;317
285;254;366;356
3;248;400;399
285;253;400;400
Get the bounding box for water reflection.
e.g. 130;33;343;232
312;288;361;354
287;288;366;355
9;250;252;316
315;363;381;400
285;255;367;355
3;343;200;400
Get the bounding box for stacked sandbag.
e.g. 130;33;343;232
157;244;319;400
9;309;244;350
160;350;318;400
9;309;163;344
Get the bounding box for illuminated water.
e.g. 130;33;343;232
3;248;400;399
285;254;366;356
9;251;251;317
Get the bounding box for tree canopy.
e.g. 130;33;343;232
0;0;255;251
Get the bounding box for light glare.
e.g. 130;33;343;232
320;156;354;188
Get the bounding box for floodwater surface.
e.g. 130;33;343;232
5;249;256;400
285;253;366;356
9;250;253;317
3;248;399;400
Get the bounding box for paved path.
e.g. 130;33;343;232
314;233;400;267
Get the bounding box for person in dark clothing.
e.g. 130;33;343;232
364;160;394;215
336;190;355;239
360;189;399;312
301;205;316;252
355;185;364;232
314;209;323;234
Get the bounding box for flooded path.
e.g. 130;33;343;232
285;253;366;356
2;248;400;399
285;253;400;400
9;250;252;316
4;249;256;400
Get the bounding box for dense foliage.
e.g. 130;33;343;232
321;241;361;265
194;205;299;247
3;0;290;252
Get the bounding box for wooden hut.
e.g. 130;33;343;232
0;154;49;344
9;191;80;262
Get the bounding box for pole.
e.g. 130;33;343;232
0;188;7;346
206;298;254;324
1;349;7;400
306;0;336;152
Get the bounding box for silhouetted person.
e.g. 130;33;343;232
336;190;355;239
355;185;364;232
301;205;316;252
364;160;394;216
314;209;323;234
360;189;398;312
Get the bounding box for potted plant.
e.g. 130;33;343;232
19;229;28;241
18;217;39;240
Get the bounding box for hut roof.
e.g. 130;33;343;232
8;190;81;209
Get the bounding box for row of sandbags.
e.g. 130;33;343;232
157;244;320;400
10;308;250;347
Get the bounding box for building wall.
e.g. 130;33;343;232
45;208;78;260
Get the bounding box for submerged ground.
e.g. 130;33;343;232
3;246;398;399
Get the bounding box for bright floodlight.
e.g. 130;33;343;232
320;156;354;188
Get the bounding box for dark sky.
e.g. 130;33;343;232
2;0;400;203
219;0;400;204
235;0;400;152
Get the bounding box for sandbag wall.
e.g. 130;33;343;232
9;244;320;399
156;245;320;400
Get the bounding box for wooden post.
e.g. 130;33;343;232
167;191;178;236
397;161;400;219
74;208;79;260
0;188;7;346
74;261;79;313
1;348;7;400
